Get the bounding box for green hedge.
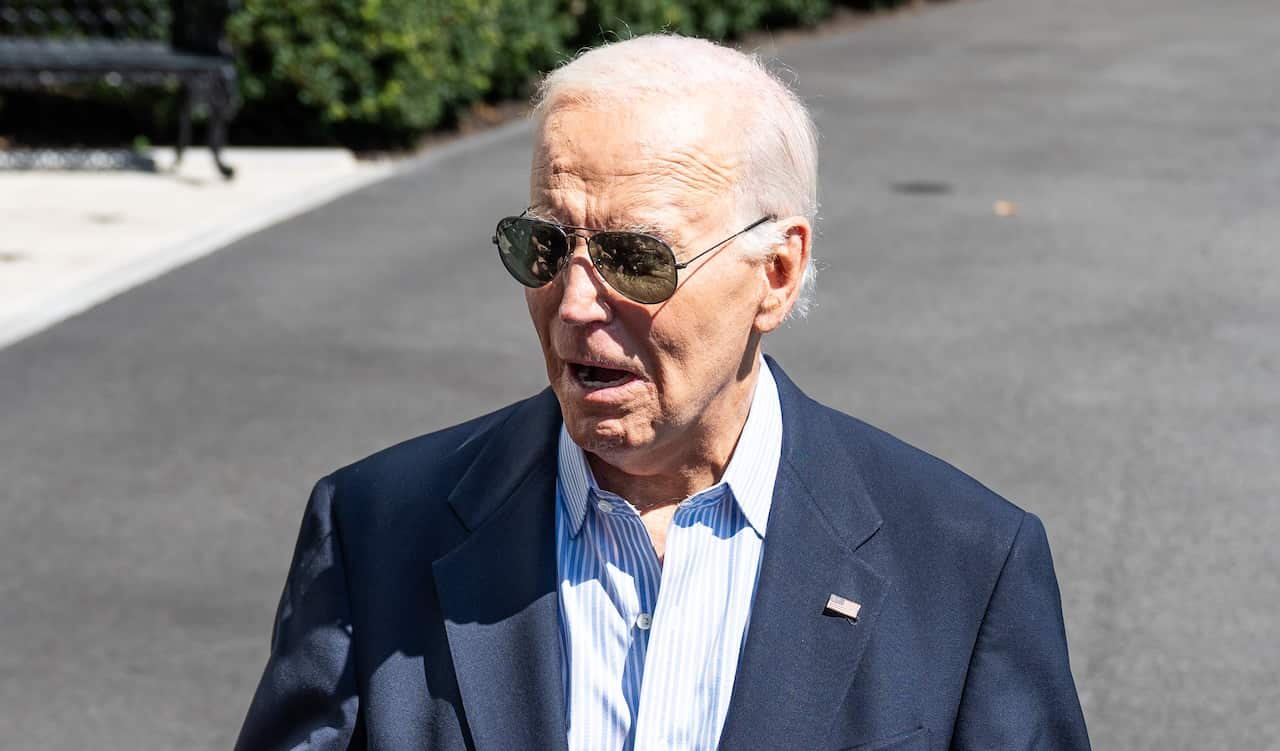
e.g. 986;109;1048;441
227;0;502;145
226;0;847;147
0;0;920;148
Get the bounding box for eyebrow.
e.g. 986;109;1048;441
524;207;675;241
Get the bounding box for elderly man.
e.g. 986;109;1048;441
236;35;1089;751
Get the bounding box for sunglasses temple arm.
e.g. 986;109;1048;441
673;216;775;270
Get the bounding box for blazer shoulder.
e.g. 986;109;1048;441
323;396;534;522
817;401;1028;549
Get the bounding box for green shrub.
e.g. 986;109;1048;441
0;0;924;148
682;0;830;40
227;0;508;145
3;0;922;149
836;0;915;10
563;0;828;46
566;0;690;46
489;0;575;99
226;0;838;146
764;0;832;27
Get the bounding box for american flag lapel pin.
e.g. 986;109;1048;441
824;593;861;622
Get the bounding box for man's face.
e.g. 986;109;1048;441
525;98;770;473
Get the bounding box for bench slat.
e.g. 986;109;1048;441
0;38;226;72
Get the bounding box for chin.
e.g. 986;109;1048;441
551;374;659;457
565;413;626;451
560;407;646;457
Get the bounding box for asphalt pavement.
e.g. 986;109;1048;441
2;0;1277;748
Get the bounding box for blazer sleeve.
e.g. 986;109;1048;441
234;477;364;751
950;512;1091;750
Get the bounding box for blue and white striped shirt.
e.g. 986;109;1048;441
555;360;783;751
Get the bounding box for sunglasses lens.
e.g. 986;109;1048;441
496;217;567;287
589;232;678;304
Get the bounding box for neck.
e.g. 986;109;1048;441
586;357;761;512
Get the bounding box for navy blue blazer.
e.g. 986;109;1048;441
236;359;1089;750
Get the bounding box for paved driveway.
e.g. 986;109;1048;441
2;0;1276;747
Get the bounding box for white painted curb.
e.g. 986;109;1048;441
0;117;533;351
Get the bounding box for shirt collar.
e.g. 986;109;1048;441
557;358;783;539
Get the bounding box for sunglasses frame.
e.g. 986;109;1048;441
492;210;775;304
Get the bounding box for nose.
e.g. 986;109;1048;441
557;240;612;325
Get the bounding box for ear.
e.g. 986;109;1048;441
754;216;811;334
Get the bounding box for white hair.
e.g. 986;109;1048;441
533;34;820;317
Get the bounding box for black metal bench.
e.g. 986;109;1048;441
0;1;240;177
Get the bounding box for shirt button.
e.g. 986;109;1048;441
597;500;612;513
635;613;653;630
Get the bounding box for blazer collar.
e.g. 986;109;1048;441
717;355;887;749
433;388;569;751
444;387;562;532
767;353;883;551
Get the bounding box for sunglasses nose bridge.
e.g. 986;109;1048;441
559;230;593;270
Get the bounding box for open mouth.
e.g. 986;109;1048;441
569;362;638;389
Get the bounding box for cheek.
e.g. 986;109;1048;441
647;320;717;398
653;269;761;380
525;287;556;333
524;290;561;369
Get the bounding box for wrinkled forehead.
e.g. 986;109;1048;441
529;96;744;230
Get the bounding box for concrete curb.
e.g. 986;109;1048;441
0;117;534;351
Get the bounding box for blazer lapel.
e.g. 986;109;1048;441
431;390;570;751
718;360;887;749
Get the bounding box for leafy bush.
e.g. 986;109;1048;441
682;0;830;40
225;0;846;146
565;0;692;45
561;0;829;46
0;0;923;148
489;0;574;99
226;0;511;145
836;0;916;10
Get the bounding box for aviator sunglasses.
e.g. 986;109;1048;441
493;211;774;304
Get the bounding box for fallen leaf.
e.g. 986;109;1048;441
993;200;1019;217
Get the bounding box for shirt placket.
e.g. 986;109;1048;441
590;489;662;749
631;486;730;750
